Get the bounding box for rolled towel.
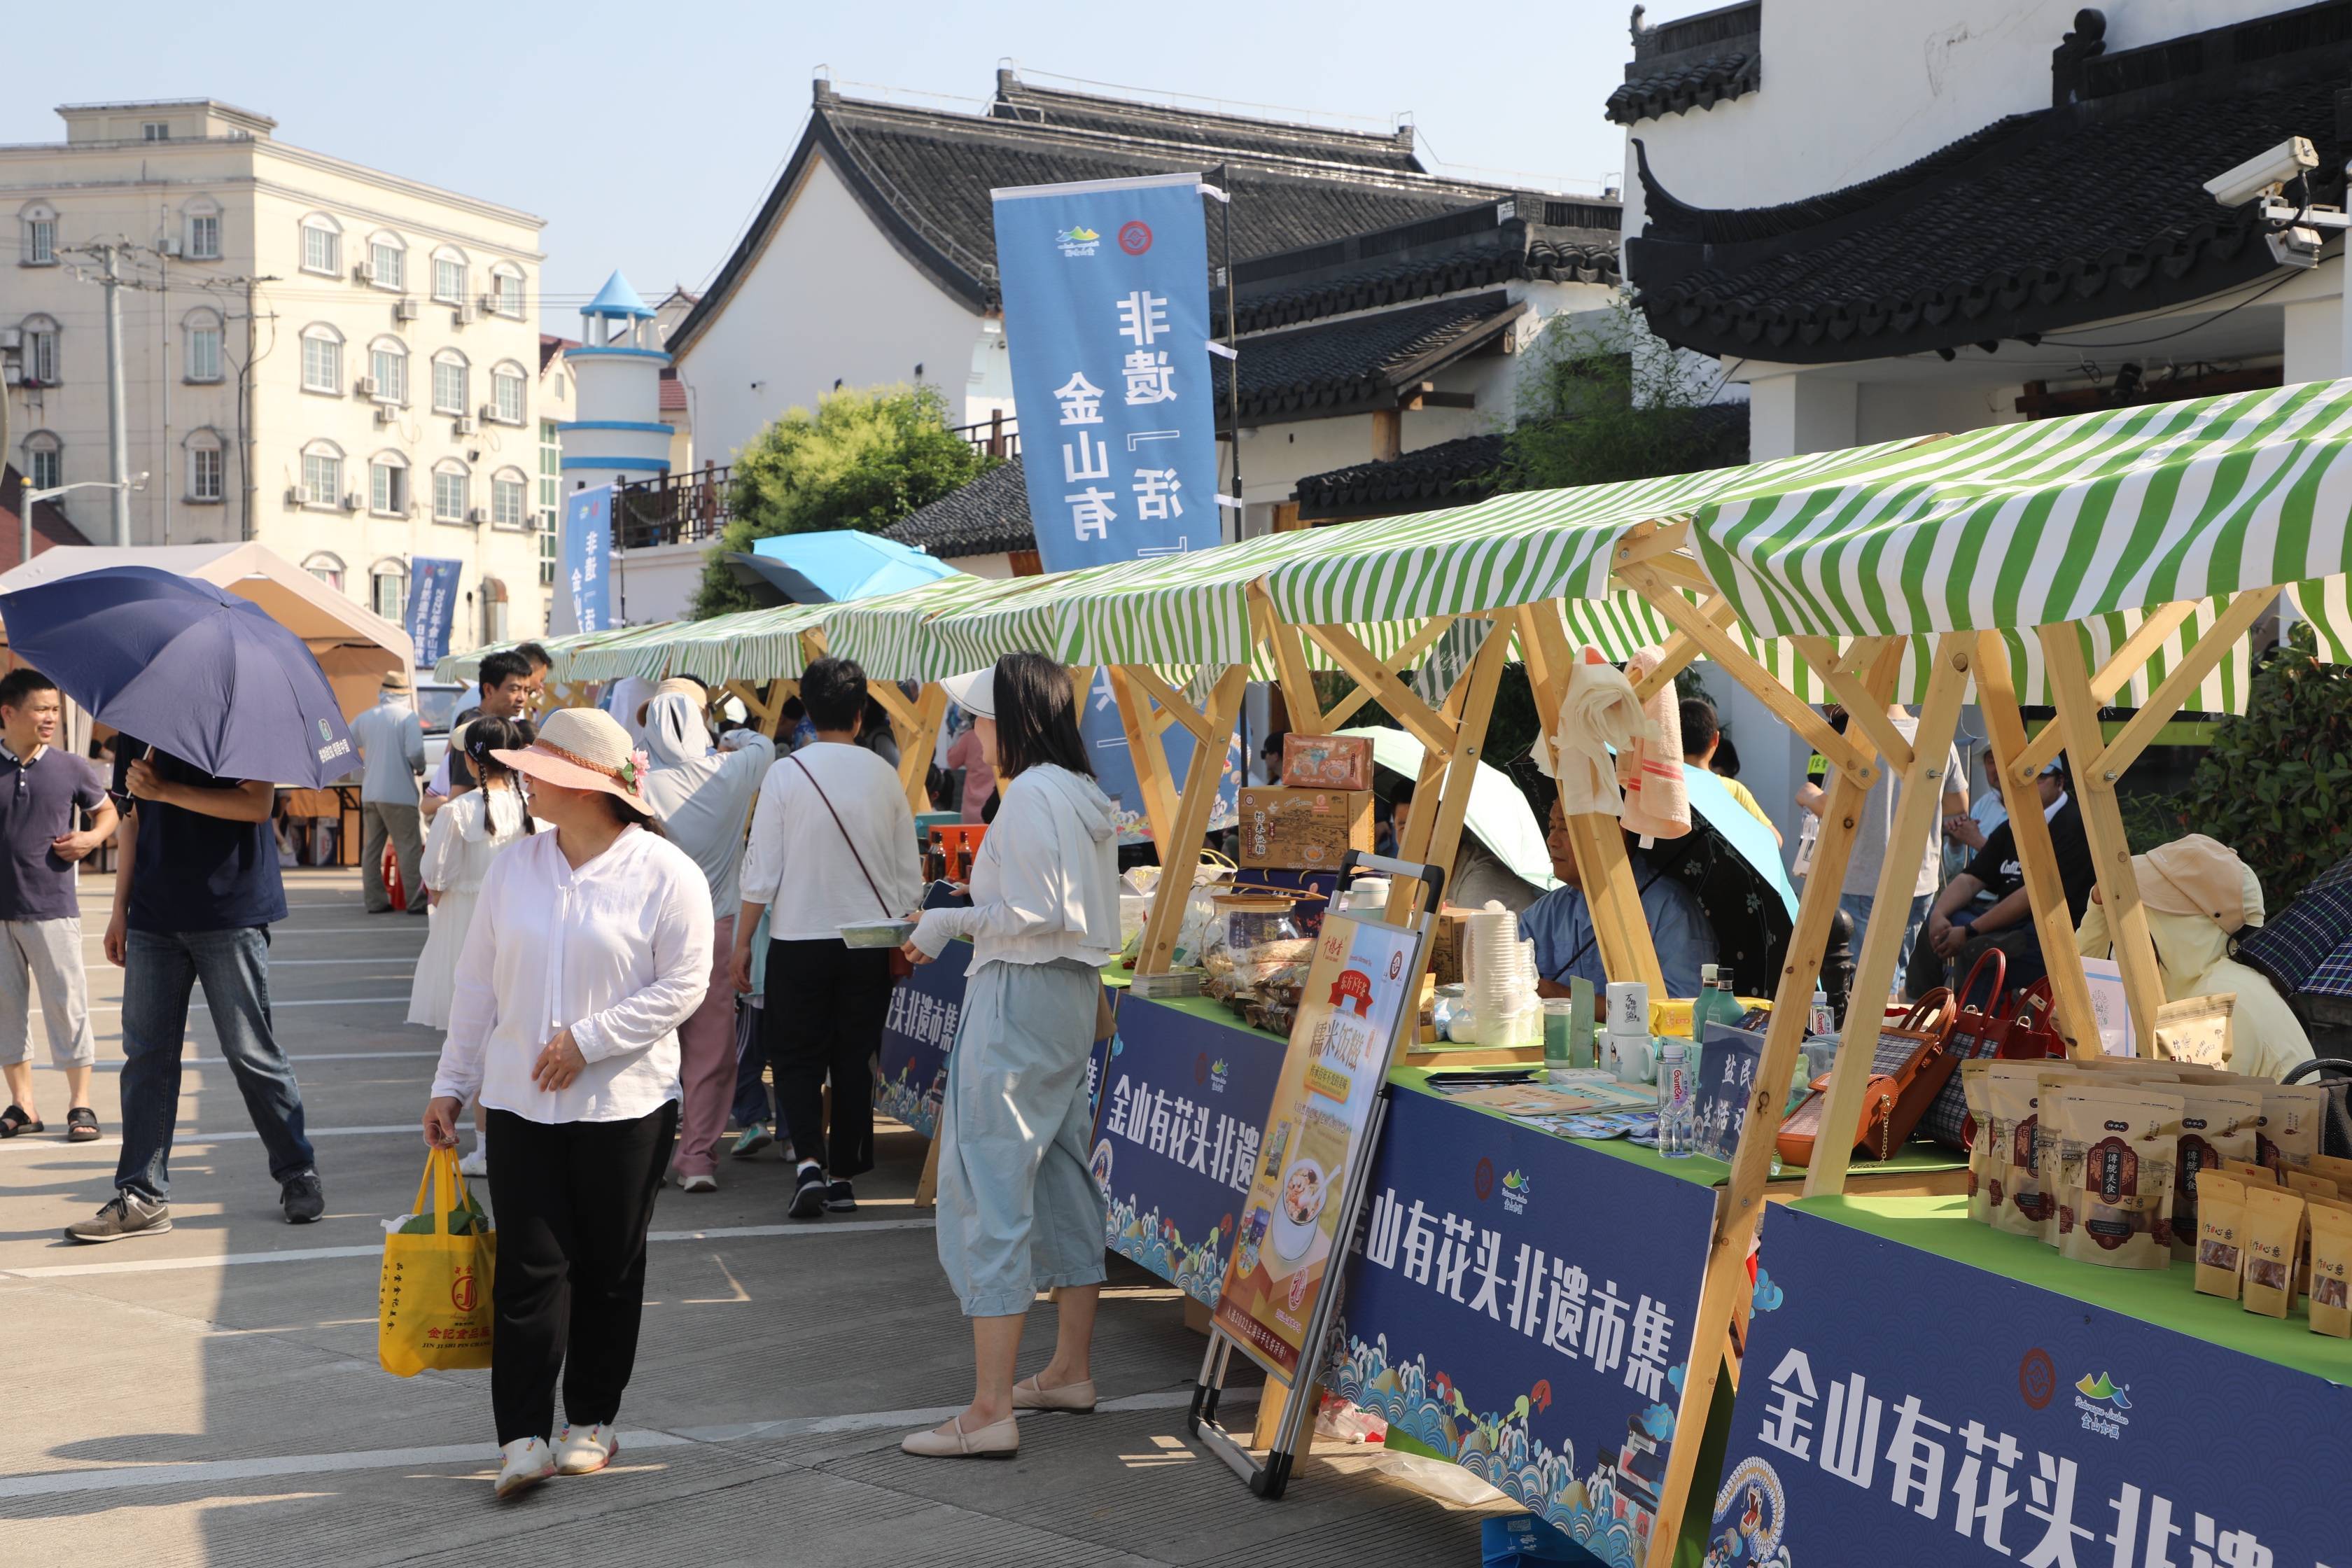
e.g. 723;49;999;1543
1553;648;1648;819
1620;645;1691;841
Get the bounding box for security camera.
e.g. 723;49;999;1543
2205;136;2318;208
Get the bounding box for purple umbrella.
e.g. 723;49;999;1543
0;565;358;785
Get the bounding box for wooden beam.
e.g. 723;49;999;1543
2015;715;2067;786
1104;666;1181;856
1629;596;1738;703
1791;635;1916;774
1132;666;1249;975
1323;615;1459;731
1383;618;1511;927
2095;587;2281;779
1609;516;1692;572
1123;663;1217;746
1518;603;1568;727
2042;626;2165;1045
896;682;947;816
1975;631;2102;1055
1803;634;1970;1196
1618;562;1877;785
1644;670;1884;1568
2090;601;2200;703
1248;583;1329;738
1302;622;1455;755
1565;812;1667;995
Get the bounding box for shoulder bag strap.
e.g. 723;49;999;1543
789;752;894;918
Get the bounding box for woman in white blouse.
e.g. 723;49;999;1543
421;708;713;1500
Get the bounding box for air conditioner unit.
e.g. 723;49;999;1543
352;260;374;284
341;493;362;514
453;415;477;435
356;375;379;398
284;485;304;507
477;295;498;316
479;403;499;423
454;304;477;327
0;327;18;349
374;405;398;428
1;366;18;387
393;298;419;323
160;237;183;258
467;506;489;525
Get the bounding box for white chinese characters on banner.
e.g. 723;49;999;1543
1101;1072;1259;1194
1054;291;1191;546
883;986;962;1053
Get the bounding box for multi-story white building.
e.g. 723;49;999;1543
1;98;550;646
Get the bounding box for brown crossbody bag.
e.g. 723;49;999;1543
790;755;915;979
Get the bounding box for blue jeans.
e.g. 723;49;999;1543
1840;891;1933;997
115;927;314;1201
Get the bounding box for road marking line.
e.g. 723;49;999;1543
0;1386;1243;1497
0;1218;937;1277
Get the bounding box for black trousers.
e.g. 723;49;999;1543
763;939;895;1180
484;1102;676;1446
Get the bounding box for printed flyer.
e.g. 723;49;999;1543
1212;911;1418;1379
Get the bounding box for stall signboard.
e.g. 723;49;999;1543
1329;1087;1718;1568
1708;1203;2352;1568
1212;912;1419;1379
561;488;611;636
1091;996;1284;1308
875;959;968;1141
404;557;462;668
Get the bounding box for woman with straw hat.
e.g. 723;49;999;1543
421;708;715;1499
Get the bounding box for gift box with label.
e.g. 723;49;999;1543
1236;786;1373;870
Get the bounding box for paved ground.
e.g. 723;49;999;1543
0;869;1508;1566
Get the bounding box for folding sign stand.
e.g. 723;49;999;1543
1188;850;1447;1499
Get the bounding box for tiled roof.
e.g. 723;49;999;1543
0;466;92;573
672;71;1613;354
1224;292;1526;426
878;457;1032;558
538;332;578;373
1293;433;1510;521
1628;22;2351;363
658;368;688;412
1607;1;1761;125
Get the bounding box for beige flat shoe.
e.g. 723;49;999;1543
1011;1375;1097;1413
899;1413;1018;1459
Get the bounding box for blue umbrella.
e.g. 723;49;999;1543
745;530;961;603
0;565;360;785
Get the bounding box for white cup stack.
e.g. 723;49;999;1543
1468;902;1540;1050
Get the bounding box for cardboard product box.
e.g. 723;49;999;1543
1429;909;1471;987
1281;733;1376;792
1237;787;1373;871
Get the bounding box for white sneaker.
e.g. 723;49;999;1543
494;1436;555;1498
679;1172;717;1194
458;1147;489;1178
554;1422;620;1476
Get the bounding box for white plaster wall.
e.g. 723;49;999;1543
675;154;994;468
1623;1;2290;237
602;540;704;626
941;552;1015;579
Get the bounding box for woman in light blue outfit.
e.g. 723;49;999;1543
899;652;1119;1460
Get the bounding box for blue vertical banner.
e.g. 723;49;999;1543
403;557;463;668
993;172;1233;841
563;488;612;634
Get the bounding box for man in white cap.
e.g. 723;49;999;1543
350;671;426;913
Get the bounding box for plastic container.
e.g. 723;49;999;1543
1345;876;1392;913
1541;998;1580;1082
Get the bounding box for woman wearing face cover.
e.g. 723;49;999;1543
899;652;1120;1460
420;708;714;1500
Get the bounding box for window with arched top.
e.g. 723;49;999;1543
430;246;468;306
183;308;223;384
183;196;220;261
430;349;468;416
18;314;59;386
300;212;342;277
21;431;61;493
489;360;526;424
368;559;407;622
303;552;346;593
300;440;344;507
300;323;344;396
489;263;525;318
431;458;470;524
184;428;224;503
368;450;410;517
19;202;57;267
367;337;407;405
366;230;405;292
491;466;529;529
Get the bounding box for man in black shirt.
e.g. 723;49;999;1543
66;740;321;1241
1910;760;2097;1006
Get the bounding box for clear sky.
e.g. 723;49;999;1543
2;0;1721;332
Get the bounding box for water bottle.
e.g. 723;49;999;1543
1658;1038;1695;1158
1808;986;1834;1039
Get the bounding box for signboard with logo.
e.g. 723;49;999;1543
1091;996;1286;1308
561;487;612;635
1211;912;1421;1378
875;958;969;1141
404;556;463;668
1708;1203;2352;1567
991;172;1232;843
1329;1086;1719;1568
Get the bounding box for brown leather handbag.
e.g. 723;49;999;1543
1776;990;1959;1168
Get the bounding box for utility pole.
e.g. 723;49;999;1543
100;243;130;546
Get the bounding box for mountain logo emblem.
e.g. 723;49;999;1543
2074;1372;2132;1410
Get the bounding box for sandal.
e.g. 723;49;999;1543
0;1104;42;1138
65;1108;99;1142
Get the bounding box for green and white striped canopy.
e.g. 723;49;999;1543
562;602;834;686
1690;379;2352;641
430;625;631;685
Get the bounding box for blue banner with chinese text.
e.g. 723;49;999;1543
404;556;462;669
876;958;969;1142
562;488;612;634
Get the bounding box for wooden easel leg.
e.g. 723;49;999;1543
1801;636;1969;1195
915;1127;941;1208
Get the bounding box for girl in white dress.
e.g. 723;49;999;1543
409;718;542;1170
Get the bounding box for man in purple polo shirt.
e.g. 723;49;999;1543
0;670;115;1141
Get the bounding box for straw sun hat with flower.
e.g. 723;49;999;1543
491;708;653;816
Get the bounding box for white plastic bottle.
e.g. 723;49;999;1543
1808;986;1834;1039
1657;1038;1694;1158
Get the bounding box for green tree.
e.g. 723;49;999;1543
688;384;994;617
1504;292;1746;490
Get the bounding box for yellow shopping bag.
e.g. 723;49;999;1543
379;1144;496;1377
